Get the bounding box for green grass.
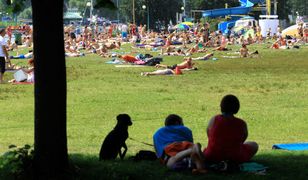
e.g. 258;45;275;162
0;44;308;179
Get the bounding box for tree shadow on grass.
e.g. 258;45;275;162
70;151;308;180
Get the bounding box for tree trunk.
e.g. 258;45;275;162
31;0;68;178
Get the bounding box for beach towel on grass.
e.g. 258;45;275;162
272;143;308;150
105;59;124;64
240;162;268;172
12;82;34;85
209;161;267;174
115;65;148;68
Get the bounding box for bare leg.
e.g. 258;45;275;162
142;69;172;76
244;141;259;157
155;64;168;68
191;143;207;173
166;148;193;168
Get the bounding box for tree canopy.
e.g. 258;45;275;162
1;0;307;23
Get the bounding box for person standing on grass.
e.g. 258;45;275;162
203;94;258;164
0;28;11;83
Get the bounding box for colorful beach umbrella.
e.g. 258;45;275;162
182;21;194;26
176;23;189;29
282;24;300;37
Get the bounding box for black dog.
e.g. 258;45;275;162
99;114;132;160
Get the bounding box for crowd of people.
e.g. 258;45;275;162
0;19;307;81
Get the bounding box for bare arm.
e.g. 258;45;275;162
239;48;244;58
207;116;216;138
155;64;168;68
22;67;34;74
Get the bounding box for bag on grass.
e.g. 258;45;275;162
133;150;157;161
145;57;163;66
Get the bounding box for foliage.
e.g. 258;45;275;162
1;0;307;24
287;0;308;15
0;145;34;179
191;0;239;10
17;7;32;19
119;0;182;28
201;17;225;31
94;0;116;10
4;0;28;14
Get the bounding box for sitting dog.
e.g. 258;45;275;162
99;114;133;160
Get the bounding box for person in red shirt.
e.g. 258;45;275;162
118;55;138;63
203;94;258;163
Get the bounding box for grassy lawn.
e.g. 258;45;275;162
0;44;308;179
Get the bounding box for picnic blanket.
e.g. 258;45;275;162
222;56;240;59
209;161;267;174
105;59;124;64
240;162;268;173
12;82;34;85
272;143;308;150
115;65;148;68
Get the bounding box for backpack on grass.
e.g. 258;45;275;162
133;150;157;161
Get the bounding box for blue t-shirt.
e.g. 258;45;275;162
153;125;193;158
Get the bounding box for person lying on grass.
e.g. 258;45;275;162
8;58;34;83
140;67;182;76
192;53;214;61
160;48;186;56
118;54;138;63
203;94;259;164
155;57;196;70
10;50;33;59
270;36;287;49
185;40;208;55
153;114;206;173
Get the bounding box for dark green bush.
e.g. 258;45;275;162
0;144;33;179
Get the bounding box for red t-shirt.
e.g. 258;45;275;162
203;115;248;162
122;55;137;63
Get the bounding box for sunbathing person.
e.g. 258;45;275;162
7;40;18;51
155;57;195;70
161;48;186;56
240;44;249;57
65;52;85;57
9;59;34;83
141;64;185;76
213;35;230;51
304;26;308;43
270;37;287;49
192;53;214;61
105;41;121;50
10;51;33;59
118;55;138;63
246;34;254;45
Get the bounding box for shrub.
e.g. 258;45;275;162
0;144;34;179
